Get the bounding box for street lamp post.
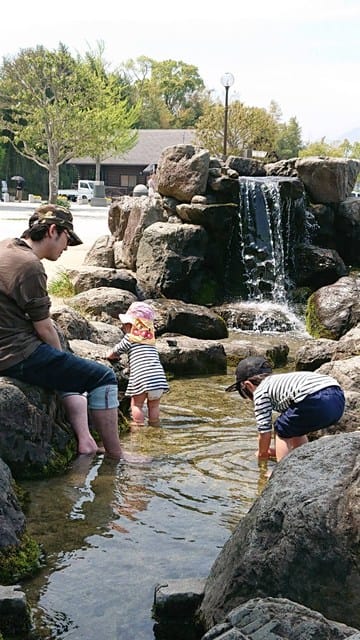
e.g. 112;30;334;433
220;72;234;158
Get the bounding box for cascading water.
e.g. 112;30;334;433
224;176;314;333
237;176;308;303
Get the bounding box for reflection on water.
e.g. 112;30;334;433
21;370;277;640
20;332;307;639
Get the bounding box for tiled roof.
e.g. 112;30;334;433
70;129;196;166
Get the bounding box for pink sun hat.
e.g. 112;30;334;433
119;301;155;324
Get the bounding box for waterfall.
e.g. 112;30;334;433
237;177;308;304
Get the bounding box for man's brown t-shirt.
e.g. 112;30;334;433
0;238;51;370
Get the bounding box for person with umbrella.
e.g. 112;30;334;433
11;176;25;202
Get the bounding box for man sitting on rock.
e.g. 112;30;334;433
0;204;141;462
225;356;345;461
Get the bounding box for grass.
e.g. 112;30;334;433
48;271;75;297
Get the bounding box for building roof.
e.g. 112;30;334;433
70;129;196;166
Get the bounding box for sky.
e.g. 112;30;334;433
0;0;359;143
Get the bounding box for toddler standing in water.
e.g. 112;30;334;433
106;302;169;427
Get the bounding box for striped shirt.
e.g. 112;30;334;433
113;335;169;397
253;371;341;433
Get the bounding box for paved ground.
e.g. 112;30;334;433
0;201;110;281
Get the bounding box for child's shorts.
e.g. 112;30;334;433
275;386;345;439
147;389;164;401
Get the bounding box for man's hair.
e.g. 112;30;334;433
22;223;65;242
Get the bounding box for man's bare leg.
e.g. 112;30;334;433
62;394;102;455
89;408;149;463
89;408;123;458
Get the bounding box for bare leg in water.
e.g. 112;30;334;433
62;394;103;455
89;407;150;463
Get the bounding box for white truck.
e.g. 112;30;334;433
58;180;94;202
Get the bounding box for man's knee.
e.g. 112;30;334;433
88;384;119;409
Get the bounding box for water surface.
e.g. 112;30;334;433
21;365;285;639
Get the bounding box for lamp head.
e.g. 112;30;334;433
221;72;235;88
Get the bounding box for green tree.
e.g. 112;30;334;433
299;137;359;158
80;47;139;180
195;100;279;156
275;116;303;159
0;44;137;201
120;56;207;128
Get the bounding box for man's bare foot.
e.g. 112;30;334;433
77;438;105;455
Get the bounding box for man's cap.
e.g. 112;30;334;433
225;356;273;393
119;301;155;324
29;205;83;246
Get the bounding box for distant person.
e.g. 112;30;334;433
225;356;345;462
106;302;169;428
0;204;143;462
15;177;25;202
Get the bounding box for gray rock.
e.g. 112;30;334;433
0;585;31;637
295;157;360;203
201;597;360;640
198;433;360;630
67;266;137;295
0;459;25;547
306;276;360;339
0;378;75;478
84;234;116;268
157;144;210;202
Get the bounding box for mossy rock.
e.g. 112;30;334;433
305;293;336;339
0;533;41;584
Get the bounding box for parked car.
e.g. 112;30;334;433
58;180;94;202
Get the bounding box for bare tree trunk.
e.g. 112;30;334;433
48;148;59;203
95;157;101;181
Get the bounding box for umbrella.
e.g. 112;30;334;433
11;176;24;181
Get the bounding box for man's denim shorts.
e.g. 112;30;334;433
2;343;117;394
275;386;345;439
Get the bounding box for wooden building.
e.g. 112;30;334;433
69;129;195;197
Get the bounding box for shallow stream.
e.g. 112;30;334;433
20;332;306;640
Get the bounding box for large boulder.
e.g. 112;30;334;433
0;378;75;478
148;299;228;340
67;287;137;322
108;195;167;270
295;157;360;204
67;266;137;295
136;222;210;303
198;433;360;631
83;234;116;268
157;145;210;202
294;244;347;290
157;336;227;376
306;276;360;339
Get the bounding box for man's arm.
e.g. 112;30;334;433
33;317;62;350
